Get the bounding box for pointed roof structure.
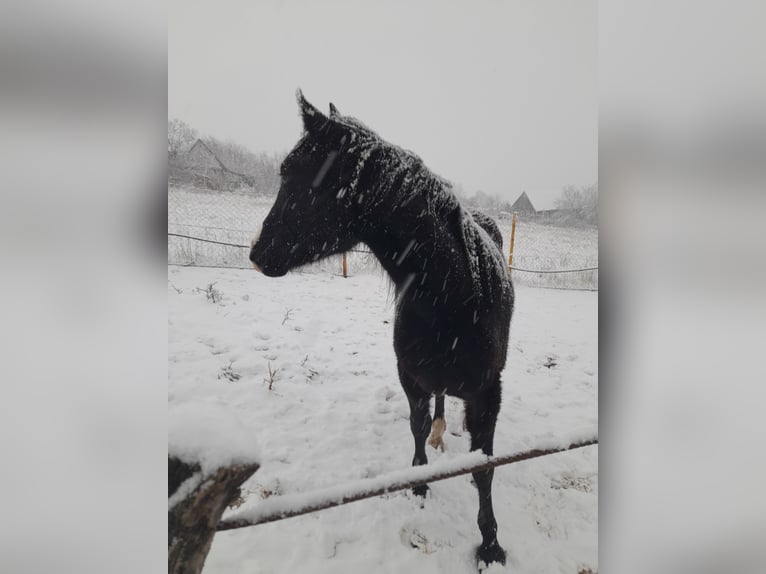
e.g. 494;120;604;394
186;139;250;178
510;191;536;215
187;139;227;170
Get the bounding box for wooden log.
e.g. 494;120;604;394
218;437;597;532
169;457;259;574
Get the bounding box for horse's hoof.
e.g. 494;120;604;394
412;484;429;497
476;540;506;569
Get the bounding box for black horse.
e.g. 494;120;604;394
250;91;514;567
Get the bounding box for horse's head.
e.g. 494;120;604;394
250;90;367;276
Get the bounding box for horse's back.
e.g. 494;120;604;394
468;208;503;253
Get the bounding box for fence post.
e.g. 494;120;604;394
342;252;348;278
169;456;259;574
508;211;517;269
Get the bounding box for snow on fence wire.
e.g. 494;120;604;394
168;187;598;289
217;433;598;532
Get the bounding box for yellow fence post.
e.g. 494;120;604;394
342;252;348;278
508;211;517;270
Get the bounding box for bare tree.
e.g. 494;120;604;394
555;185;582;211
168;118;198;159
555;182;598;225
464;189;503;214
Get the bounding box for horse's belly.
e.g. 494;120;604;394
393;298;509;396
394;334;501;398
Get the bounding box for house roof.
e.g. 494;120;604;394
510;191;536;213
188;139;227;171
522;190;560;212
188;139;249;178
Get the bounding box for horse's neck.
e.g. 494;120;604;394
361;198;466;298
355;147;470;296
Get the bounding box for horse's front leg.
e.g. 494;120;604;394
465;381;506;567
398;363;431;496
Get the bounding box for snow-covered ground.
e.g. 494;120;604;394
168;266;598;573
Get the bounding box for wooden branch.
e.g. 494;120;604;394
217;438;597;532
169;457;259;574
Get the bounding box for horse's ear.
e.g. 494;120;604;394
329;102;340;117
296;88;327;132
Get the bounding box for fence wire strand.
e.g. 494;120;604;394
166;233;598;274
168;232;252;249
167;187;598;288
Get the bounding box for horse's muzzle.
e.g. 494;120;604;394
249;244;288;277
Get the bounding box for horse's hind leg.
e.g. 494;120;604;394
465;382;506;566
428;394;446;451
398;364;431;496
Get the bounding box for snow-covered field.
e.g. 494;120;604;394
168;266;598;573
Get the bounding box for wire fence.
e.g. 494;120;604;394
168;186;598;290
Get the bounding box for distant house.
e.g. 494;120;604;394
182;139;253;190
186;139;226;171
536;208;565;219
511;194;561;219
509;191;536;216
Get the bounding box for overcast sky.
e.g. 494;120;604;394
169;0;596;208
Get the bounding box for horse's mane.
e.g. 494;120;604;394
334;115;461;215
334;114;511;303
